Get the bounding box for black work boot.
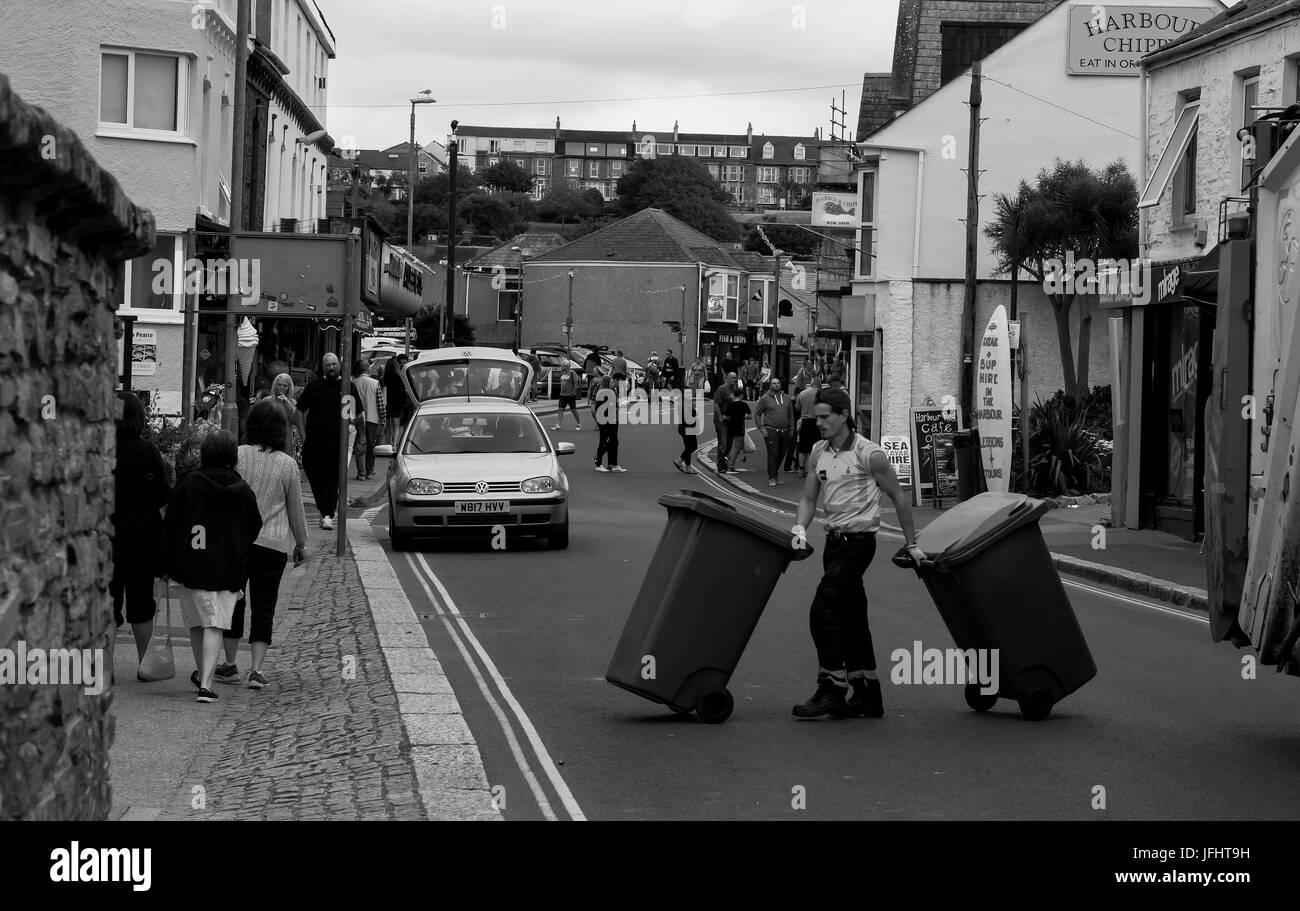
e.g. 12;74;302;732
792;676;848;718
830;677;884;718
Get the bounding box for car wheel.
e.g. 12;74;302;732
391;529;413;552
548;518;569;550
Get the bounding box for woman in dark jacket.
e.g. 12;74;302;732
111;392;171;673
383;354;408;444
164;430;263;704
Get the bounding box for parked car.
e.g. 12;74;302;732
525;350;589;398
376;398;574;550
396;346;535;407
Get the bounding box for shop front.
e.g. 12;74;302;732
700;327;790;388
1107;253;1218;541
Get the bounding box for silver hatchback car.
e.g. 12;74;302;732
377;399;575;550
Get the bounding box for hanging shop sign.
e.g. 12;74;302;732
811;192;859;227
375;243;428;318
976;304;1013;493
228;233;346;317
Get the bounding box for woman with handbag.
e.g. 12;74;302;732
164;430;263;704
111;392;171;675
214;400;308;690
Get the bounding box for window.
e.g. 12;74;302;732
513;139;525;150
487;156;500;167
489;140;500;153
656;143;674;155
124;233;182;314
726;274;740;321
533;178;549;200
729;146;747;157
513;158;525;169
587;143;602;155
723;164;744;182
725;183;744;204
611;161;623;177
497;277;520;322
794;143;806;160
758;166;779;184
607;144;627;157
713;146;729;157
678;145;696;156
1242;74;1260;192
706;163;720;180
535;140;548;151
940;23;1025;86
588;160;600;178
564;142;585;156
757;187;775;205
1181;128;1198;216
748;277;770;325
535;158;548;175
790;167;809;184
1169;93;1201;222
858;171;877;279
762;142;774;159
566;160;581;177
100;50;184;134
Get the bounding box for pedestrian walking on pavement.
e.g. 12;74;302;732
593;377;624;471
794;376;821;476
755;377;795;487
353;359;381;480
214;400;309;691
265;373;305;467
111;391;171;672
610;349;629;400
383;355;407;446
552;364;582;431
674;382;702;474
163;430;263;704
713;372;737;472
296;353;362;530
789;388;922;720
723;391;752;473
663;348;680;390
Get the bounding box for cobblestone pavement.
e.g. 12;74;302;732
158;532;425;821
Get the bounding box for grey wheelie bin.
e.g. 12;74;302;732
605;490;813;723
891;491;1096;720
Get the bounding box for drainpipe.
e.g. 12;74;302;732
913;149;925;278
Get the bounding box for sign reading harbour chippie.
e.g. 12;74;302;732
1066;5;1217;75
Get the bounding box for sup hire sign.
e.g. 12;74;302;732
976;305;1013;493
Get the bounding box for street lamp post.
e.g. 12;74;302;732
442;121;460;349
408;89;435;356
511;245;523;351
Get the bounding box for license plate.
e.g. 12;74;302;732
455;500;509;514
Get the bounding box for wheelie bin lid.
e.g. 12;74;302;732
915;491;1048;567
658;490;813;560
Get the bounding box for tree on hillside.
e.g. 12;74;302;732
457;193;526;240
742;219;820;257
984;159;1137;397
616;157;739;242
481;160;534;194
536;182;601;224
413;164;483;210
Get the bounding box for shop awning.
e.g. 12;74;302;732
1180;243;1219;307
1139;102;1200;209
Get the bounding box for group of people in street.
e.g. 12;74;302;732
112;390;309;704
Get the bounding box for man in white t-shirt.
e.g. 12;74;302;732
790;388;923;719
353;361;381;481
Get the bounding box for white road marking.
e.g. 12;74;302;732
412;551;588;822
403;551;560;820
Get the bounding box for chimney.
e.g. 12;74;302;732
746;122;753;144
673;120;679;142
632;119;637;132
554;116;561;143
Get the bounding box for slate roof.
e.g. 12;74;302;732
1146;0;1285;61
528;208;744;268
462;232;569;270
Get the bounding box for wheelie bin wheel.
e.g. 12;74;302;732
696;689;734;724
964;683;998;713
670;705;693;716
1018;690;1053;721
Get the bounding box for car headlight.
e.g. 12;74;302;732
406;478;443;496
521;476;556;493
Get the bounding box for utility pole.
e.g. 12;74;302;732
443;128;459;348
1019;313;1031;494
961;61;983;428
679;283;686;372
336;232;358;556
408;90;435;356
222;0;250;434
565;270;574;362
770;253;781;378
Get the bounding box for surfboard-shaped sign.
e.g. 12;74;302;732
976;305;1013;493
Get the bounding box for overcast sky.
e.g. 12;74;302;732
319;0;898;150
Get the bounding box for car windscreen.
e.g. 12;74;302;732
403;412;550;455
404;360;529;401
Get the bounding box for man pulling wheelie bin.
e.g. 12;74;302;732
790;388;925;720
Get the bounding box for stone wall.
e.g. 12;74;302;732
0;75;154;820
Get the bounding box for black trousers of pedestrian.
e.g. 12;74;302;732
303;441;340;517
225;544;290;645
764;429;793;481
363;421;379;475
810;531;878;676
596;423;620;466
678;426;698;464
110;554;156;626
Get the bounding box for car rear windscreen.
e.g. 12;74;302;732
405;360;529;401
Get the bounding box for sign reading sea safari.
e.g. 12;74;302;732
1066;5;1217;76
976;305;1013;493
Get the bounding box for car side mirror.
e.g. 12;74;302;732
375;444;396;458
555;442;576;455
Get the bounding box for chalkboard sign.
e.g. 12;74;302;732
910;405;962;505
931;432;960;503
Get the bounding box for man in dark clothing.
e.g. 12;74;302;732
722;393;752;473
713;372;737;472
662;349;680;390
296;353;361;530
754;377;795;486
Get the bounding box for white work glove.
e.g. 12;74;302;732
791;524;808;550
906;543;927;565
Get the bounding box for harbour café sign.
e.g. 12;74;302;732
1066;5;1217;76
